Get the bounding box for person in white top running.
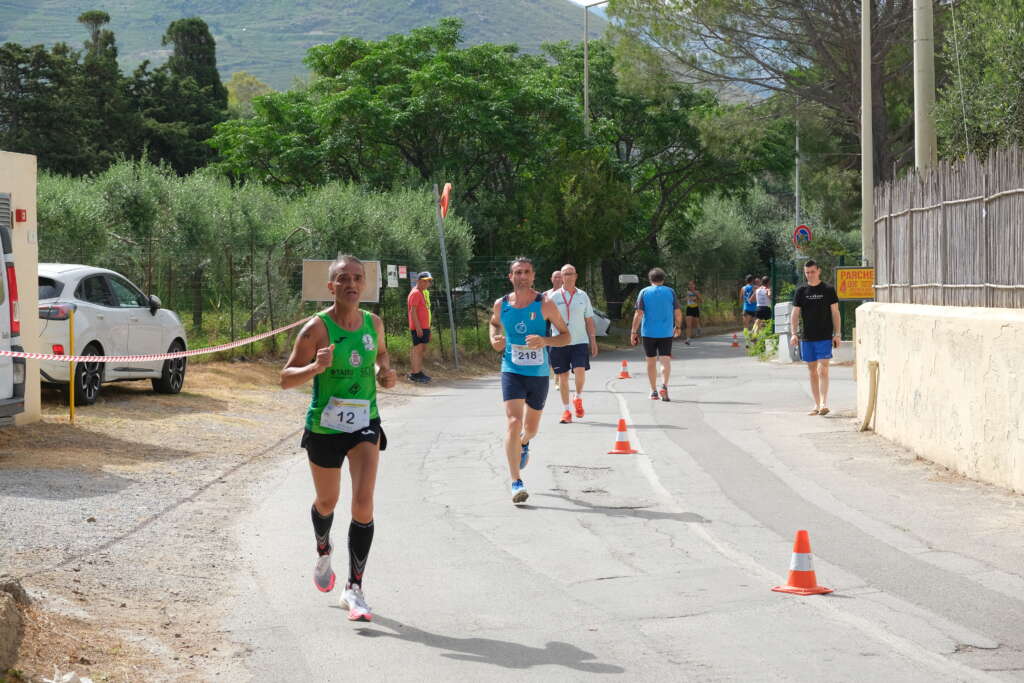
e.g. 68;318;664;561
549;264;598;423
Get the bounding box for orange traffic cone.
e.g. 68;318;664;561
618;360;632;379
731;333;740;348
772;530;833;596
608;418;638;454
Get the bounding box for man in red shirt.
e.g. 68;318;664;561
407;272;433;383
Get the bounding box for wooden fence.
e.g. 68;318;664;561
873;147;1024;308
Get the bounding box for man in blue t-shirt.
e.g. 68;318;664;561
630;267;682;402
740;274;758;334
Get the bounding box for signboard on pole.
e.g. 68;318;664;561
409;271;418;284
836;267;875;300
301;259;381;303
398;265;408;279
792;224;813;249
386;264;398;288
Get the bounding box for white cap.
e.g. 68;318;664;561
418;271;433;280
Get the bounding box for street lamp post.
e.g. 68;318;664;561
583;0;609;138
861;0;874;266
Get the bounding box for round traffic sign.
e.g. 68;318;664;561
792;224;813;249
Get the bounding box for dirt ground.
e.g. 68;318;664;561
0;354;464;682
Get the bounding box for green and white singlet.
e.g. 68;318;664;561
305;309;379;434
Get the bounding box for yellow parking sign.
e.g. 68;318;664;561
836;267;875;300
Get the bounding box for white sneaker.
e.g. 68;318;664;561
340;582;372;621
313;552;335;592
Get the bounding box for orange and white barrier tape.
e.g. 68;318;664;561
0;317;310;364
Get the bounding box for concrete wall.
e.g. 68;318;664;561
0;151;40;425
856;302;1024;493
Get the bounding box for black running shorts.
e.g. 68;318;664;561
301;418;387;469
642;336;673;358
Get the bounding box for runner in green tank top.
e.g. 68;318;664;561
281;255;396;622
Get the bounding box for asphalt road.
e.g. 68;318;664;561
227;334;1024;681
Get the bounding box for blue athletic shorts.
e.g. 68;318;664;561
549;343;590;375
501;372;549;411
800;339;833;363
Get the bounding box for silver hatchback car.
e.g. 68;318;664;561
37;264;188;405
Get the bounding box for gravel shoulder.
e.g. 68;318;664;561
0;358;424;681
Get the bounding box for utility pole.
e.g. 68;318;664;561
583;1;609;137
913;0;937;169
861;0;875;265
795;113;801;229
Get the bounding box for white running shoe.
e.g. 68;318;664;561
340;582;373;621
313;552;335;592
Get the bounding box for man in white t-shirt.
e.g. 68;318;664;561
549;263;598;423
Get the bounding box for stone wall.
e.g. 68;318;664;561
856;302;1024;493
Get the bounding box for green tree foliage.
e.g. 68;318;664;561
935;0;1024;159
213;19;574;195
37;160;473;336
77;10;139;169
131;17;228;174
2;12;230;176
226;71;273;118
0;42;94;174
212;26;789;315
606;0;919;184
543;40;791;309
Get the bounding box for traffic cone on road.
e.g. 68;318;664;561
772;530;833;596
731;333;740;348
618;360;632;379
607;419;638;454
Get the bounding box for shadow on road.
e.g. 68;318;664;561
524;492;710;525
355;615;626;673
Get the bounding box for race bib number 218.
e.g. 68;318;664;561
511;344;544;366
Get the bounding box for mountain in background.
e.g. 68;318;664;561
0;0;606;90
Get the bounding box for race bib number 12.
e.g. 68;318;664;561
320;397;371;433
511;344;544;366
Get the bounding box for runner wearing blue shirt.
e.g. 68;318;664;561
740;274;757;336
630;268;682;402
489;257;571;504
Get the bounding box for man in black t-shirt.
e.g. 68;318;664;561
789;260;841;416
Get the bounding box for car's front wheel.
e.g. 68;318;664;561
152;340;186;394
63;343;103;406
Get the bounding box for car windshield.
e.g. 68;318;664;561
39;277;63;300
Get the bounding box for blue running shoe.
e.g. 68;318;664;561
511;479;529;504
519;440;530;470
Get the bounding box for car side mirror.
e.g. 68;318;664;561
149;294;162;315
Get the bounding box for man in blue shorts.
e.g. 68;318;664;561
489;257;571;504
789;260;841;416
630;267;682;402
549;263;598;424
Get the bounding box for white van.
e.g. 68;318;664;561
0;193;25;424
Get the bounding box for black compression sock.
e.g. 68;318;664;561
311;504;334;556
348;519;375;586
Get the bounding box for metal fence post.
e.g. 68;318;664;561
940;170;947;306
983;169;991;308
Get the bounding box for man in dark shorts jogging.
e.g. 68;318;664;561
281;255;397;622
630;267;682;402
789;259;841;416
489;257;570;504
406;271;433;383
